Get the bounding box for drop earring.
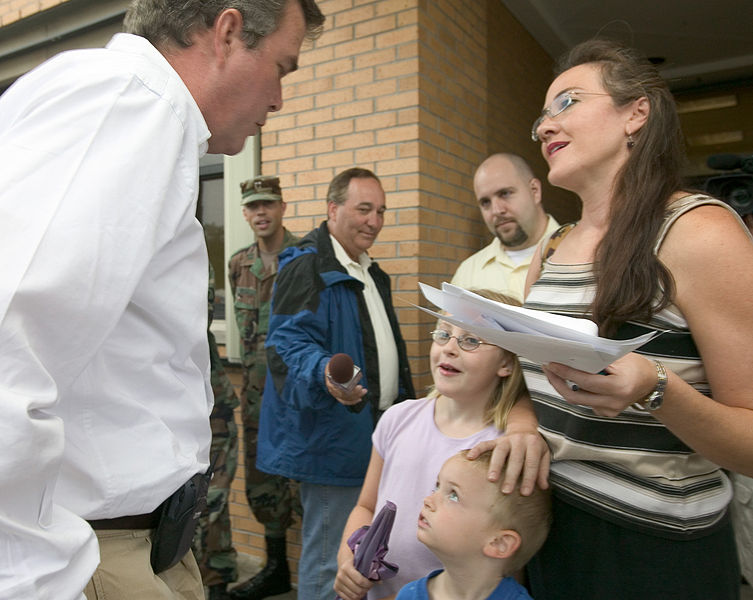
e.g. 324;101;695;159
627;133;635;149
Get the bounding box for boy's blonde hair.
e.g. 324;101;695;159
427;290;526;430
458;449;551;573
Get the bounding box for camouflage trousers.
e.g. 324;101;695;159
241;386;301;540
192;370;239;587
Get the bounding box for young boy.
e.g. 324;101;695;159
396;450;551;600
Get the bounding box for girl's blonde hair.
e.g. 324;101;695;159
427;289;526;430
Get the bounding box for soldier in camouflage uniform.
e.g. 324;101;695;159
227;176;300;600
194;263;240;600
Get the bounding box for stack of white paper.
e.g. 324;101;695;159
418;282;657;373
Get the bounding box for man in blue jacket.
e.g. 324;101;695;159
258;167;415;600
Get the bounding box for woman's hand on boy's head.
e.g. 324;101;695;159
466;429;550;497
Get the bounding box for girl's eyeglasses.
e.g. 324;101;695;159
430;329;494;352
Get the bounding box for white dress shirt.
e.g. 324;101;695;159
330;235;399;410
0;33;212;599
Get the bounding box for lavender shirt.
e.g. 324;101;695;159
368;397;502;599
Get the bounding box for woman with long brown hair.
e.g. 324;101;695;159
518;39;753;598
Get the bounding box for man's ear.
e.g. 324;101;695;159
529;178;542;206
327;201;338;222
212;8;244;60
483;529;521;560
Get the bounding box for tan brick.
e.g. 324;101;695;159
356;112;397;132
297;138;335;156
375;124;418;145
314;57;354;78
277;95;315;114
358;79;398;99
375;90;418;111
397;173;420;189
334;99;374;119
397;42;418;59
316;23;355;48
376;58;418;80
297;169;336;185
354;145;397;163
334;68;375;88
334;36;376;59
376;26;418;48
316;119;355;138
335;4;374;27
375;0;416;16
262;144;297;162
316;88;355;108
396;7;419;26
277;156;315;174
302;45;336;66
318;0;353;14
335;131;374;150
379;157;418;175
355;47;396;69
282;185;317;203
354;14;396;38
277;126;314;145
316;150;356;169
286;216;318;235
399;74;418;91
293;77;334;97
296;199;331;216
296;106;334;126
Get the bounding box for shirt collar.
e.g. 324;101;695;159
330;233;372;270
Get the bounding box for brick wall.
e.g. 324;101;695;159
0;0;69;26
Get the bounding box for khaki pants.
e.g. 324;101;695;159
84;529;204;600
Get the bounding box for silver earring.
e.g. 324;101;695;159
627;133;635;149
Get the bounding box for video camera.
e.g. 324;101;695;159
705;153;753;216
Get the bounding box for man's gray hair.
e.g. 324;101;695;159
326;167;381;207
123;0;324;50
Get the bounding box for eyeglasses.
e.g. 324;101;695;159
430;329;494;352
531;90;611;142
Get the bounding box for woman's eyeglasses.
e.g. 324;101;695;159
531;90;610;142
430;329;494;352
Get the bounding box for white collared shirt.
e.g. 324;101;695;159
0;33;212;598
330;235;399;410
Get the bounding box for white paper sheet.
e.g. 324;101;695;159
418;282;657;373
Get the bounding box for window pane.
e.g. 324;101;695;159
197;175;226;320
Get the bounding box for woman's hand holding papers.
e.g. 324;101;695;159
542;353;660;417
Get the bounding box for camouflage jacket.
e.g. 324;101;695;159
227;228;300;404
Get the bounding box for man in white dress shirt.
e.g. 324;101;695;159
451;153;559;301
0;1;323;599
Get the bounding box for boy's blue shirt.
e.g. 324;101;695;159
395;569;533;600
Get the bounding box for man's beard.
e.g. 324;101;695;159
497;223;529;248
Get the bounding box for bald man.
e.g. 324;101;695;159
451;153;559;300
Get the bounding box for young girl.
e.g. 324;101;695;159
333;291;527;600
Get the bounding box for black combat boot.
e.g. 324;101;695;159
229;536;291;600
208;584;231;600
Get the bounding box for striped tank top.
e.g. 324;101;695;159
522;194;742;539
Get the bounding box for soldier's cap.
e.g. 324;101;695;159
240;175;282;206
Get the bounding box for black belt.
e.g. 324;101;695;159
88;509;160;530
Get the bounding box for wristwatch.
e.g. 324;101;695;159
642;360;668;411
